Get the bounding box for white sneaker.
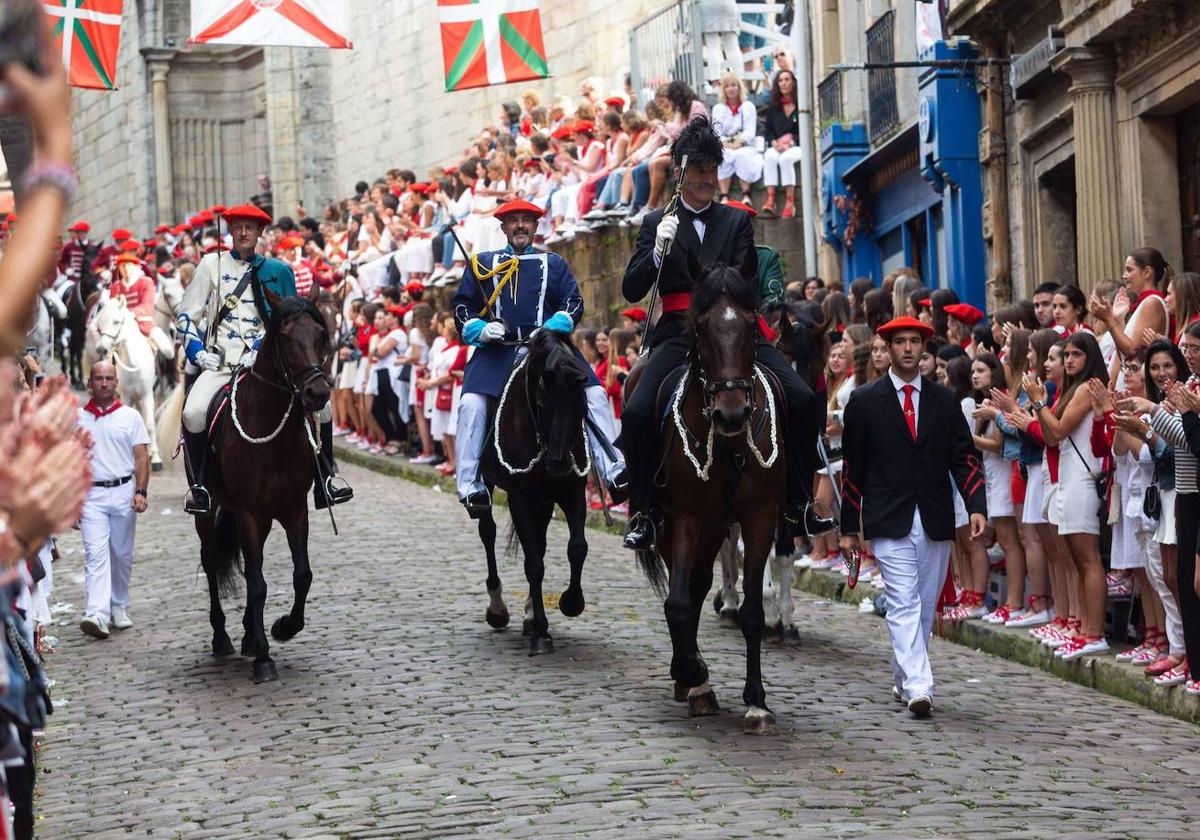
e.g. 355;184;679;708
544;233;564;245
429;265;447;283
80;615;110;639
625;208;650;227
110;606;133;630
907;694;933;717
1059;637;1110;661
1006;609;1051;628
793;554;813;571
582;209;609;222
410;453;438;465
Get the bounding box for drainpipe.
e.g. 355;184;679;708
982;34;1011;307
793;0;819;276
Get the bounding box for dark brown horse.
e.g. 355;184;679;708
187;283;333;682
627;260;787;734
476;329;591;656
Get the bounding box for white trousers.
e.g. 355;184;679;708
184;368;331;433
80;483;137;622
455;384;625;500
718;146;764;184
148;326;174;358
872;509;952;701
763;146;803;187
703;31;742;80
1143;536;1186;657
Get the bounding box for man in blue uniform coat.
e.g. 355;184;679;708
451;199;627;517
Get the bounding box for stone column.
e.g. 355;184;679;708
1053;47;1123;293
144;51;176;223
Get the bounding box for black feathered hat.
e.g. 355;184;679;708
670;115;724;168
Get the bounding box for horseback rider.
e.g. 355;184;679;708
619;116;832;551
109;252;175;359
176;204;353;515
59;220;99;283
451;199;628;517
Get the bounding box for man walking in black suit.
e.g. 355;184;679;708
839;316;987;717
620;115;829;550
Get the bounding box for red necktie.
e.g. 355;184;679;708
902;384;917;440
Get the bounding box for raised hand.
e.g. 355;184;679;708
988;387;1018;415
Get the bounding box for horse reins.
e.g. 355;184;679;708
673;363;780;481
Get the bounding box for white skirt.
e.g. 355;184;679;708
1110;509;1145;570
1155;487;1178;546
1054;472;1101;536
431;407;452;439
1022;462;1046;525
983;453;1014;518
953;475;968;529
336;357;358;390
353;358;372;394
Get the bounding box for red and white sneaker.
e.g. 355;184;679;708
1059;636;1109;660
983;605;1013;624
1153;663;1189;687
1185;678;1200;696
1047;631;1078;651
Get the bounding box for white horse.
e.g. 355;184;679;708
92;295;164;470
26;290;65;365
153;271;184;339
715;526;800;644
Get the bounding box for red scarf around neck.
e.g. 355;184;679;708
83;399;123;418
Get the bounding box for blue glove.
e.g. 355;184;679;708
462;318;486;346
542;311;575;334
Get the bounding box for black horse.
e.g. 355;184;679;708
57;276;97;389
475;329;591;656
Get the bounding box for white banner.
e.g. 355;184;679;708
189;0;352;49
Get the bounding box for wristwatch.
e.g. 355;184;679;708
1144;428;1154;442
1031;400;1046;411
135;488;148;498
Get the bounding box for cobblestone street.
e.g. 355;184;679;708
37;463;1200;838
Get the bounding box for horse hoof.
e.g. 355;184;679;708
271;615;303;641
687;687;721;718
781;626;802;646
240;635;255;657
718;608;740;630
212;634;235;657
558;588;585;618
522;618;534;637
253;659;278;683
671;656;709;689
151;461;164;473
764;623;784;643
712;592;724;615
528;636;554;656
673;681;689;703
486;607;510;629
743;706;777;736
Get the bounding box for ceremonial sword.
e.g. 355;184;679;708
639;154;688;358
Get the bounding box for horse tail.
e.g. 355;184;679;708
155;382;185;464
636;548;668;596
211;510;242;596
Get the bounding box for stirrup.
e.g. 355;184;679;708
184;485;212;516
315;474;354;509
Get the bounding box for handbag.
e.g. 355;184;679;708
435;384;453;411
1066;434;1111;515
1143;444;1162;520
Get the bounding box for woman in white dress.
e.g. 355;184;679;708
942;356;989;620
1024;332;1111;660
1089;246;1171;380
711;74;763;203
801;342;850;570
405;304;438;464
421;315;468;477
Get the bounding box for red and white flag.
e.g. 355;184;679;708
189;0;352;49
42;1;124;91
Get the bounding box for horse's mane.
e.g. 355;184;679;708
687;262;760;330
525;328;584;387
265;294;326;335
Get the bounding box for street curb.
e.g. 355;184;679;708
338;441;1200;725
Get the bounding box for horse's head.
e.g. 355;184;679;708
527;329;589;478
687;253;761;437
93;295;129;360
262;283;332;413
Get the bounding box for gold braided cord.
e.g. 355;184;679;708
471;254;521;317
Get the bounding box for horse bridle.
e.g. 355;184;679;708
696;367;757;420
246;307;331;400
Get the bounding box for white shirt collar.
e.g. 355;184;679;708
888;368;922;392
680;197;712;215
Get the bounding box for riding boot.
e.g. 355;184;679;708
182;430;213;516
782;410;835;538
314;420;355;510
620;427;660;551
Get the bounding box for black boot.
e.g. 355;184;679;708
182;430;213;516
314;420;354;509
783;411;835;538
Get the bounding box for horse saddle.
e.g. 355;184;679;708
655;364;690;437
203;375;247;453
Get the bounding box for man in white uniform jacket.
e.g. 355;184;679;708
77;361;150;639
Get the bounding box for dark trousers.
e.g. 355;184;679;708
372;369;405;443
1173;493;1200;676
620;318;820;513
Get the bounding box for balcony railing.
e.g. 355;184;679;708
629;0;704;100
866;10;898;143
818;71;843;126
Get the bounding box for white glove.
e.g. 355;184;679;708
480;321;507;343
240;348;258;369
194;350;222;372
654;214;680;261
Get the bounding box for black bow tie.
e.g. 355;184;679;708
678;203;714;224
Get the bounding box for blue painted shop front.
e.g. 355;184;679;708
821;40;987;309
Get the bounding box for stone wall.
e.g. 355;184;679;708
549;217;808;328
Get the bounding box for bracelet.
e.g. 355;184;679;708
135;488;148;497
20;161;78;203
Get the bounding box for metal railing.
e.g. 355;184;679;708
866;10;898;143
629;0;704;102
818;71;843;125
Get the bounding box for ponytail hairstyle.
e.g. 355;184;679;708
1054;284;1088;327
1129;246;1172;290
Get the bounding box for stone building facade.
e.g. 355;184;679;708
64;0;664;236
949;0;1200;298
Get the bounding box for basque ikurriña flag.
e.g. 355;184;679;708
189;0;352;49
438;0;549;92
42;1;123;91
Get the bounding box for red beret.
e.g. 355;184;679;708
278;236;305;250
68;220;90;233
917;297;932;308
523;158;544;169
154;224;170;234
572;120;596;136
550;124;574;140
156;263;174;275
621;307;648;322
112;228;133;241
142;238;157;248
877;316;934;340
390;185;405;197
493;199;545;220
604;96;626;108
944;303;985;325
210;205;227;215
193;211;213;225
171;224;187;235
725;200;757;218
115;252;141;266
120;240;141;252
223;204;272;225
443;165;459;175
386;304;408;317
404;281;425;294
